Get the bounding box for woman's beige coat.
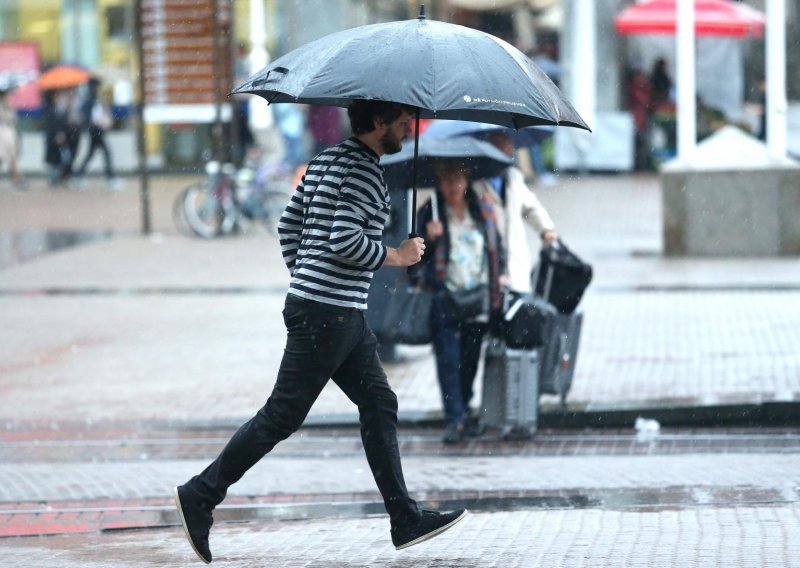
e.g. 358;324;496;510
472;166;555;293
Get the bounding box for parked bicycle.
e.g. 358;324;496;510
173;156;295;239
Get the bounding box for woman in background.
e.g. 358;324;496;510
415;161;505;444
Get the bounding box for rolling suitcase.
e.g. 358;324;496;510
480;339;540;438
531;245;587;407
538;311;583;406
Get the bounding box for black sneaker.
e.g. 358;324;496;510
463;416;485;438
173;485;213;564
391;509;468;550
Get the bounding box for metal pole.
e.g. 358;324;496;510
134;0;151;235
211;0;225;162
229;9;241;166
676;0;696;161
766;0;788;160
249;0;272;132
569;0;595;169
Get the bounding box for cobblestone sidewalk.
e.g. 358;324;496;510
3;505;800;567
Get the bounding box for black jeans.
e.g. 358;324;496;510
76;127;114;178
186;294;419;525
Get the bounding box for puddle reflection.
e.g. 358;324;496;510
0;229;113;270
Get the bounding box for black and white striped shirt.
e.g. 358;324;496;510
277;137;390;309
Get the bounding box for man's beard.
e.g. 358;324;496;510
380;131;403;155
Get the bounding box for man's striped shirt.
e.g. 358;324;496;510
277;137;390;309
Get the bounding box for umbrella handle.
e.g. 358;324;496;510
405;231;421;278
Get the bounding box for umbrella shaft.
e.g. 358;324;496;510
409;108;421;238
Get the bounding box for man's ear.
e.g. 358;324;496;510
372;116;386;134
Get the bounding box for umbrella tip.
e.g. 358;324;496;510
418;3;426;19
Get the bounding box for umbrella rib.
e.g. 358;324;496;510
484;35;562;126
427;19;437;116
256;27;375;104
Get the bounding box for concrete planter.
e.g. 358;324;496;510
661;127;800;257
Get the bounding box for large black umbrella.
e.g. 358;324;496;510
381;135;513;190
232;6;590;234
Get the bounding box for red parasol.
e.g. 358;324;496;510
615;0;765;38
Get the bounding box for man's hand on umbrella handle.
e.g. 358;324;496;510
386;237;426;267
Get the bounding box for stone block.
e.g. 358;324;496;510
662;169;800;256
661;126;800;257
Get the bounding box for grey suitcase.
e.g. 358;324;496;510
480;339;540;438
538;310;583;406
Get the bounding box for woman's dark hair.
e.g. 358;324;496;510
432;184;486;236
431;162;485;233
433;159;469;182
465;185;485;229
347;100;415;135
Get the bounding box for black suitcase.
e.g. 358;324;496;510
502;294;557;349
532;240;592;315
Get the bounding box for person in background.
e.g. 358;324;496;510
627;66;653;171
272;102;307;170
527;42;561;185
531;42;561;88
64;87;84;183
232;42;255;165
75;77;121;189
755;75;767;141
416;161;505;444
307;105;342;157
0;89;25;188
42;89;70;186
650;57;673;108
474;131;558;296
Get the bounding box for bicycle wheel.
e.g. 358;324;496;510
258;189;290;237
172;186;196;237
183;181;223;239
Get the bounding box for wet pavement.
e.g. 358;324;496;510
1;423;799;566
1;175;799;565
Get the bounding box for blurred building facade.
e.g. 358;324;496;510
0;0;797;172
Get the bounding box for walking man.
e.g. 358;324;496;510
75;77;120;189
174;100;467;564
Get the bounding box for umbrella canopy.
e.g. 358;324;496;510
37;65;91;90
381;135;513;189
421;119;553;147
615;0;765;38
232;11;589;131
233;7;589;234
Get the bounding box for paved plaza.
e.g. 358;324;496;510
1;173;798;566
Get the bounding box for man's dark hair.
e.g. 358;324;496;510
347;100;415;135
